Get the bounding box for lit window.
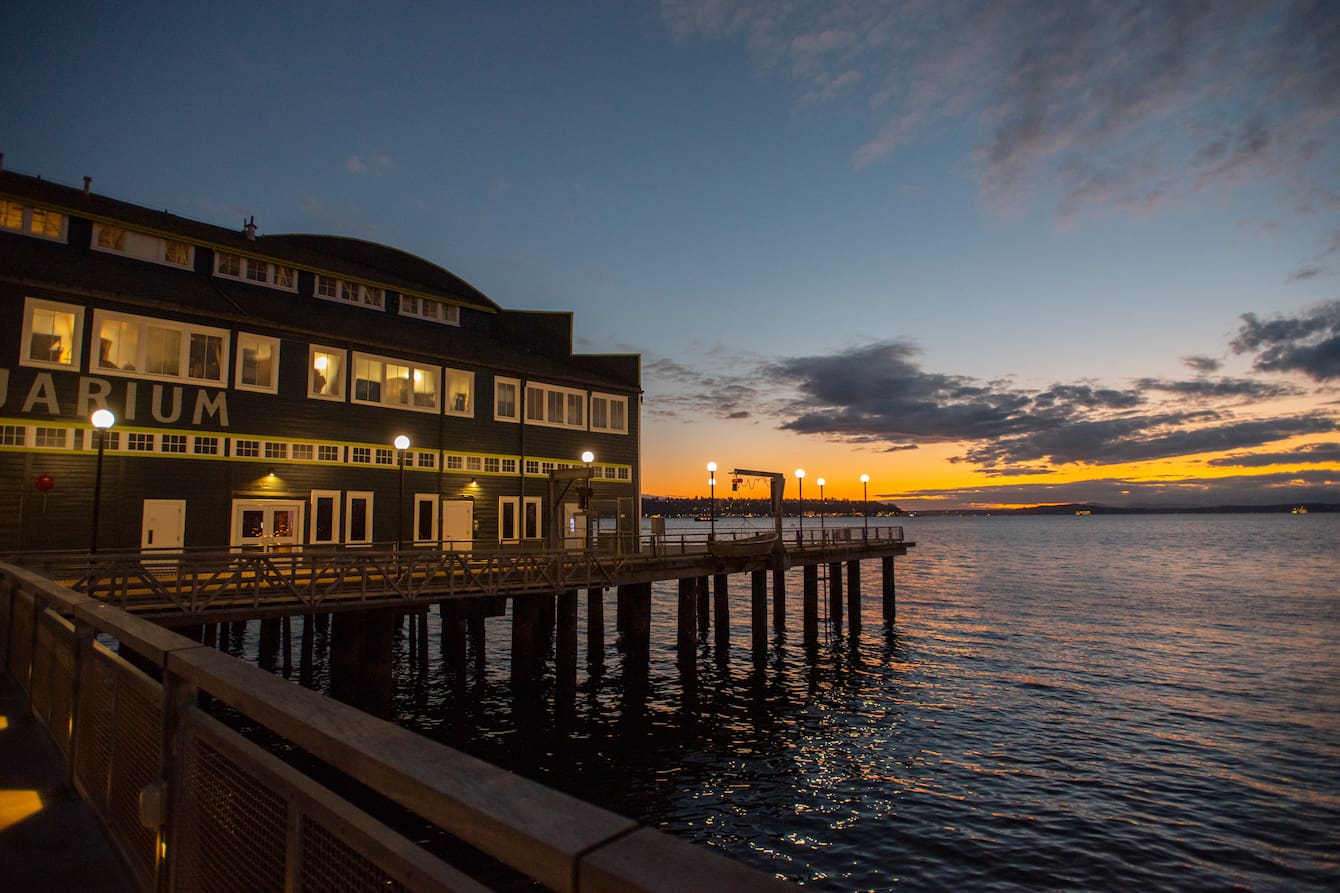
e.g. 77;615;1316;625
466;456;482;472
217;252;241;277
351;352;438;412
0;200;66;241
165;240;191;266
22;298;83;370
309;346;345;400
92;311;228;384
97;225;127;251
274;266;295;289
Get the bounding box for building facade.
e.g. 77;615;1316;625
1;164;641;554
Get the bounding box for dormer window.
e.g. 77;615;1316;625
315;275;385;310
92;223;195;268
1;199;67;242
400;294;461;327
214;251;298;292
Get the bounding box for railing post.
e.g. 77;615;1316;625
155;664;198;893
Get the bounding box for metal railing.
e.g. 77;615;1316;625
4;526;908;621
0;562;790;892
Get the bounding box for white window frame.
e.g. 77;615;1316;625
444;368;475;417
91;222;195;269
498;496;543;545
590;392;629;435
494;377;520;422
523;381;589;431
315;276;385;310
345;491;374;546
90;309;229;385
21;297;85;371
350;351;439;413
413;493;439;546
399;294;461;327
213;251;298;292
310;489;341;546
0;199;67;241
235;332;281;394
308;345;346;401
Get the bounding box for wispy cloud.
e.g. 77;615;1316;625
661;0;1340;223
345;152;394;176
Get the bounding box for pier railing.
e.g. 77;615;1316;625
4;525;908;622
0;562;789;892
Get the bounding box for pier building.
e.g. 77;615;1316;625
0;162;640;553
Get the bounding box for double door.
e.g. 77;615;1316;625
231;500;304;552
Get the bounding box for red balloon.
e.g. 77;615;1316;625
34;473;55;492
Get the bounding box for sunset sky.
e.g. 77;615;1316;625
3;1;1337;509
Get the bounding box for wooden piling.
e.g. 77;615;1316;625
556;590;578;701
587;587;605;670
713;574;730;656
751;570;767;659
847;560;862;636
882;555;896;621
300;615;314;686
677;578;697;676
511;596;543;690
617;582;652;679
802;564;819;652
696;576;710;636
440;601;467;686
772;567;786;633
828;562;843;635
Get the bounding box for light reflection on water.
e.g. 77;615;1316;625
231;514;1339;891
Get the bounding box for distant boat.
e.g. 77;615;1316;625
694;516;712;522
1075;509;1092;516
1292;506;1309;514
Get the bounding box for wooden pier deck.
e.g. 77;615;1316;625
6;525;912;627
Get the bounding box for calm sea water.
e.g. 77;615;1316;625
245;514;1340;890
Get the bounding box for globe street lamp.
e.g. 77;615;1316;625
89;409;116;554
707;461;718;543
860;473;870;540
817;477;826;539
794;468;805;541
394;435;410;554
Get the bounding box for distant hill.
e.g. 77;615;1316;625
905;503;1338;516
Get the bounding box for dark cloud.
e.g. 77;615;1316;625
891;468;1340;510
765;334;1337;469
1207;442;1340;468
1183;355;1222;374
1231;301;1340;380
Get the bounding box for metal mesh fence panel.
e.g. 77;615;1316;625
42;612;77;756
75;645;118;816
108;667;163;889
299;816;411;893
176;734;289;893
6;587;33;682
30;607;54;723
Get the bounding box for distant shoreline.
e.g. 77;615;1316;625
642;496;1338;517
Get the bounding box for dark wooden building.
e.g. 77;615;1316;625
1;163;641;553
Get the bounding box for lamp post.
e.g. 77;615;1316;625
581;451;595;550
860;473;870;540
89;409;116;554
394;434;410;554
794;468;805;541
817;477;826;540
707;461;717;543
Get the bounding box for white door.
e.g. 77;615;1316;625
231;500;305;552
141;499;186;554
442;499;473;551
563;504;586;549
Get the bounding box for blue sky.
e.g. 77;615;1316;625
4;1;1338;507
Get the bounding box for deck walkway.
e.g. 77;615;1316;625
0;672;139;892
